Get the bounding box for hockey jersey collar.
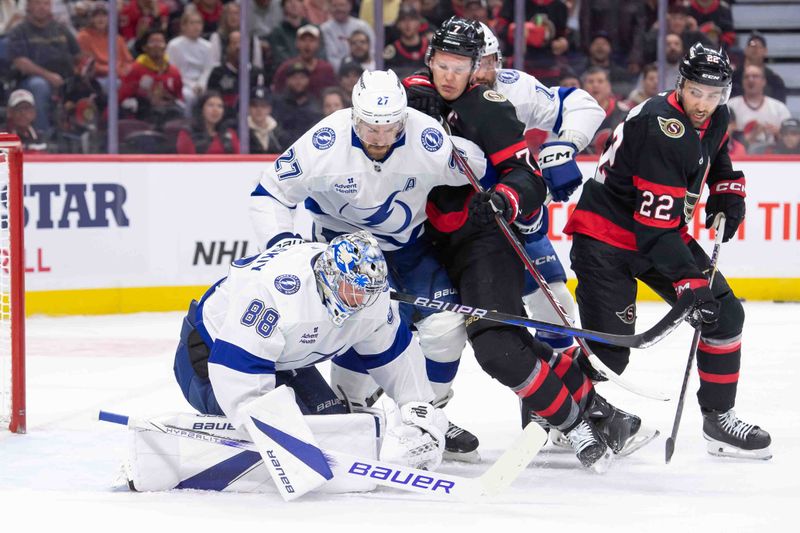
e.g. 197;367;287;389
667;91;712;135
350;128;407;163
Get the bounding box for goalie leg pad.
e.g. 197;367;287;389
126;410;380;494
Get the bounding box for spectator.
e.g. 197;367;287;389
728;64;791;152
661;32;684;89
731;33;787;103
167;7;213;115
249;0;283;39
209;2;265;70
206;30;265;121
581;66;628;153
383;4;428;78
558;66;581;88
303;0;330;26
321;0;375;70
321;85;348;116
337;58;362;94
1;0;24;33
726;107;747;158
268;0;317;66
8;0;80;133
177;90;240;153
17;0;76;33
119;0;169;44
272;24;336;97
119;28;184;125
767;118;800;155
5;89;49;152
687;0;735;49
341;29;374;71
463;0;490;24
194;0;222;38
643;3;710;64
574;32;634;98
626;62;658;107
248;84;285;153
272;61;322;145
76;2;133;90
578;1;647;73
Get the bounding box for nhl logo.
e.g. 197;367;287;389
657;117;685;139
275;274;301;295
312;127;336;150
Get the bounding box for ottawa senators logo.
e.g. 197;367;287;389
482;90;507;103
615;304;636;325
657;117;685;138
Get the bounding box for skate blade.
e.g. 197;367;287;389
589;448;614;474
443;449;482;463
705;439;773;460
617;428;660;457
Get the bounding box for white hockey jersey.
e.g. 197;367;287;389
249;108;487;251
201;239;434;428
493;69;605;152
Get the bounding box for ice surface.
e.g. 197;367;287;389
1;302;798;532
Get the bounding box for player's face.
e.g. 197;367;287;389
680;80;724;128
472;54;498;87
356;119;404;159
337;279;368;308
429;51;474;101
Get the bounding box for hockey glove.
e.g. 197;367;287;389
705;174;746;243
674;278;720;330
537;141;582;202
402;74;444;119
468;184;519;225
515;205;547;240
380;402;448;471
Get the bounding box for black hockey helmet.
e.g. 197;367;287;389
678;42;733;103
425;16;485;69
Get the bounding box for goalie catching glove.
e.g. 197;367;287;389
537;141;582;202
380;402;448;471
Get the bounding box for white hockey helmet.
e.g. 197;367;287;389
351;69;408;146
314;231;389;327
480;22;502;62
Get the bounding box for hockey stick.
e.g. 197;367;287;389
99;410;547;500
391;290;694;349
449;146;670;401
664;214;726;464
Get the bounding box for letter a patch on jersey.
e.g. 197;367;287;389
657;117;685;139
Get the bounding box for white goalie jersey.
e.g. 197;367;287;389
493;69;605;151
200;239;434;428
249;108;487;251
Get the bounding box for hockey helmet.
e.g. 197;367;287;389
678;42;733;103
314;231;388;327
425;16;485;70
480;22;502;62
351;69;408;147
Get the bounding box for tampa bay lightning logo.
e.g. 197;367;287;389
274;274;301;295
421;127;443;152
497;70;520;84
312;127;336;150
339;190;413;234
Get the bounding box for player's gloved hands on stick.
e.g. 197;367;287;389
402;74;444;118
674;278;720;330
537;141;582;202
516;205;547;238
705;173;746;243
469;185;519;225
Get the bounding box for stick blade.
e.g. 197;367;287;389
477;423;548;496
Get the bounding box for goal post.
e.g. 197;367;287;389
1;133;26;434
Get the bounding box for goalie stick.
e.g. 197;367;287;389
449;146;671;401
391;290;694;349
99;410;547;500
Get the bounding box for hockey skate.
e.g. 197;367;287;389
564;418;613;473
549;395;658;456
702;408;772;460
434;391;481;463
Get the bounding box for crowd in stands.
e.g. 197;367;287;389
1;0;798;155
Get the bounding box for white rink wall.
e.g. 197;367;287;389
17;155;800;314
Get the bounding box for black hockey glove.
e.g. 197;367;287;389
705;173;746;243
402;74;444;119
468;185;519;225
674;278;720;331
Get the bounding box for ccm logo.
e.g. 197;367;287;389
540;151;571;164
713;182;745;194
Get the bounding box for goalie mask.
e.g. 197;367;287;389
352;69;408;148
314;231;389;327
